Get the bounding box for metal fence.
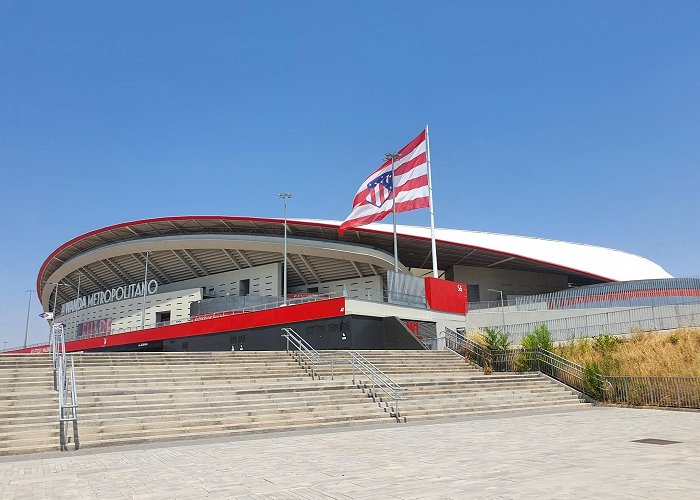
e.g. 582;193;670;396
467;278;700;312
603;376;700;408
485;303;700;344
514;277;700;311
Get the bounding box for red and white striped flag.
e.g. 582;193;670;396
339;129;430;236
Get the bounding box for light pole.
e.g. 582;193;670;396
71;273;82;340
488;288;506;332
141;252;150;330
24;290;35;348
48;282;73;317
277;192;293;305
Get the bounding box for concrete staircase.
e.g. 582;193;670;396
1;349;589;456
0;354;59;456
61;352;391;452
315;350;589;420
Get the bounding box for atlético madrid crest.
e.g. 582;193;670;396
365;171;394;208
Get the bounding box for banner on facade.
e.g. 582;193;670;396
76;318;112;338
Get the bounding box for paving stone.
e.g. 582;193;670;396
0;406;699;498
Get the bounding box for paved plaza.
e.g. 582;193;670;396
1;406;698;499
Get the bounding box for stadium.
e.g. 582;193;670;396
19;214;676;354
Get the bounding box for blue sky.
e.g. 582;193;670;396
1;1;699;347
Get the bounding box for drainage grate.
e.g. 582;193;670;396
631;438;681;445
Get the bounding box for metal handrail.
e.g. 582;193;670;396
52;323;78;451
281;327;323;379
444;328;611;398
536;347;612;393
348;351;406;422
444;328;489;368
280;328;406;420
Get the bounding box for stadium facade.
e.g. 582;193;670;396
23;215;672;353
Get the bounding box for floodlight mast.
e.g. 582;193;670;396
277;193;293;305
24;289;35;348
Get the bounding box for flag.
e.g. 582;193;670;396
39;312;54;320
339;129;429;236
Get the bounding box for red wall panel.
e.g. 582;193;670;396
424;277;468;314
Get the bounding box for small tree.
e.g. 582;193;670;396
521;324;554;351
481;327;511;351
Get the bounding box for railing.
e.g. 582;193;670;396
443;328;610;400
281;327;323;379
52;322;79;451
490;348;538;372
603;376;700;408
515;277;700;310
280;328;406;420
444;328;488;367
348;351;407;422
537;348;610;398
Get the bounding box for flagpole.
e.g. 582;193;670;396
389;154;399;272
425;123;438;278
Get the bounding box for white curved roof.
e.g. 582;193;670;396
38;215;672;310
299;219;672;281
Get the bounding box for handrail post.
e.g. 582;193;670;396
331;352;335;381
352;357;356;385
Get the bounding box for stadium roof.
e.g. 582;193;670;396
37;215;671;309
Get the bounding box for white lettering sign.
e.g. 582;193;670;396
61;279;158;315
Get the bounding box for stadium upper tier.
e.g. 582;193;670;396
37;215;671;311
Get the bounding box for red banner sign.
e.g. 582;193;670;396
77;318;112;338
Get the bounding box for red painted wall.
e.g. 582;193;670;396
6;298;346;354
424;277;468;314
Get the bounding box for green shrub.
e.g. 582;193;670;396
593;334;623;352
521;324;554;351
481;327;511;351
582;361;605;400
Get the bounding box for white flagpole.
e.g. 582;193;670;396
389;154;399;272
425;123;438;278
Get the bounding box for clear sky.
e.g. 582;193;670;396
1;1;699;348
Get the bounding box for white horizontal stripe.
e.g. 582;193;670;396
394;185;430;203
394;163;427;188
350;140;426;197
394;141;426;169
344;184;430;221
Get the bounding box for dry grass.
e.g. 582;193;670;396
556;328;700;377
467;331;487;347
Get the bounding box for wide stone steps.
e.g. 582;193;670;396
0;350;590;456
1;401;383;435
0;412;393;455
